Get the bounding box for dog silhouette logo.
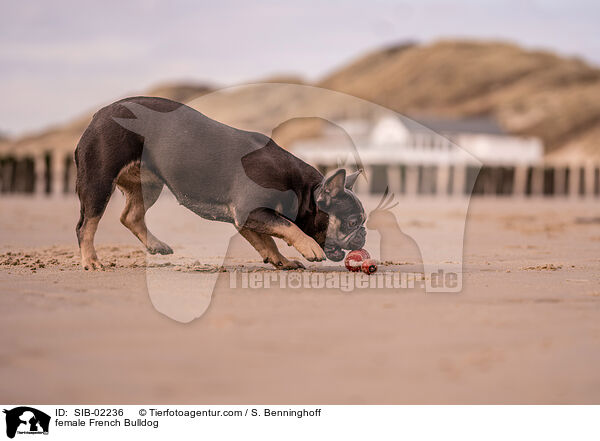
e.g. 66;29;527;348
3;407;50;438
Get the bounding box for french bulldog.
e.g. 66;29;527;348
75;96;366;270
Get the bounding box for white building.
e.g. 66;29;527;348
289;115;570;197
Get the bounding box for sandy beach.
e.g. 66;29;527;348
1;193;599;404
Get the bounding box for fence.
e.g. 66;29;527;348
1;150;598;198
318;162;600;197
0;152;76;195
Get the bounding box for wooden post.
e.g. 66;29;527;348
531;166;544;196
51;152;65;196
0;160;5;193
436;165;449;196
585;162;595;198
386;164;402;196
553;166;566;196
483;167;496;196
568;164;580;198
405;165;419;196
452;165;466;197
3;158;15;193
513;165;527;197
13;155;27;193
427;166;437;195
35;154;47;195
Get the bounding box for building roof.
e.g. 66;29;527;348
405;115;507;136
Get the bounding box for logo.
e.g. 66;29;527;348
3;407;50;438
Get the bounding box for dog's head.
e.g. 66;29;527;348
314;169;366;261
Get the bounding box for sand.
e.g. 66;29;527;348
1;193;600;404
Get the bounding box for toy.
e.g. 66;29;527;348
361;259;378;275
345;249;370;272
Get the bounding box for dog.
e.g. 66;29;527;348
75;96;366;270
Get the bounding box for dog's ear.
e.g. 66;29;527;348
345;169;363;190
315;168;346;206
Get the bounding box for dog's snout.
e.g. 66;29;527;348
355;226;366;240
348;227;366;250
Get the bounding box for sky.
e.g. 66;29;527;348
1;0;599;136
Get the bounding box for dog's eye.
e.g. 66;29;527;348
348;219;358;228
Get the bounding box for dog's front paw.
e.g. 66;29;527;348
295;236;326;262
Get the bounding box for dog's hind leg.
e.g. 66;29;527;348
116;162;173;255
77;214;103;270
76;165;114;270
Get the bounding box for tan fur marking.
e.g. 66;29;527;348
116;162;172;255
239;228;305;269
265;223;326;262
80;216;102;270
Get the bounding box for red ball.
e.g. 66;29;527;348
344;249;371;272
361;259;378;275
